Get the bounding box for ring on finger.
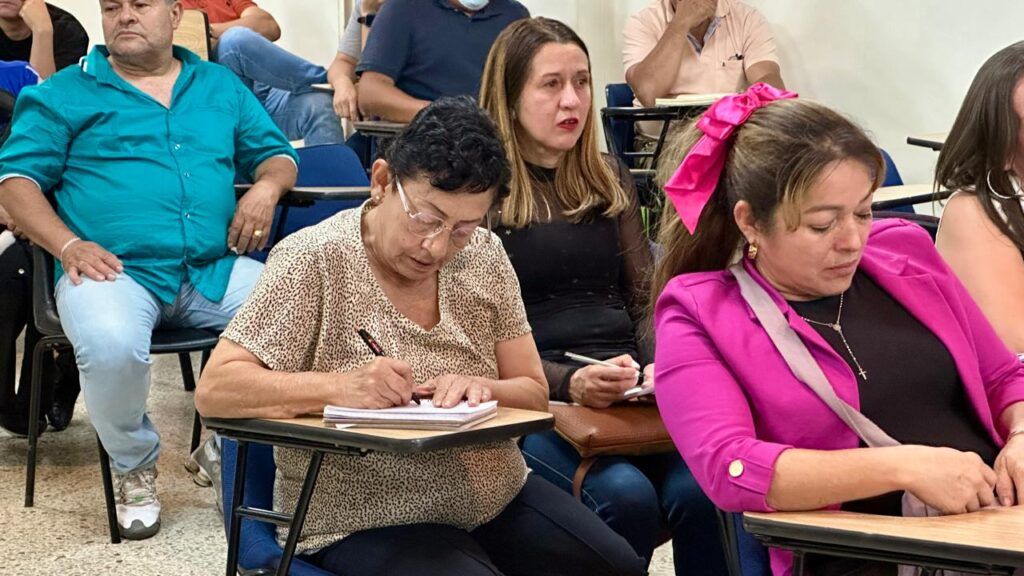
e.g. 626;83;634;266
253;229;263;238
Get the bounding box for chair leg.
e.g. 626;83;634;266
178;353;196;392
24;339;51;507
716;509;744;576
188;349;212;454
96;435;122;544
190;410;202;454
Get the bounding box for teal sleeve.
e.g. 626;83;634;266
233;80;299;181
0;84;71;192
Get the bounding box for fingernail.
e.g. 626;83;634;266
1004;497;1012;507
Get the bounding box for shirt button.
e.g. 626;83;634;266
185;212;191;219
183;172;191;178
17;268;24;275
728;460;744;478
174;144;181;150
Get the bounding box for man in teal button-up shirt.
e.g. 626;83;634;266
0;0;297;541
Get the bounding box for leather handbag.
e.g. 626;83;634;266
549;400;674;500
731;263;1005;576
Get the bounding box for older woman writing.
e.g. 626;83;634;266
196;97;643;576
479;17;725;574
651;84;1024;576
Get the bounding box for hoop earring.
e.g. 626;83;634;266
986;170;1024;200
746;242;759;260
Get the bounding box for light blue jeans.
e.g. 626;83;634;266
214;27;344;146
55;257;263;474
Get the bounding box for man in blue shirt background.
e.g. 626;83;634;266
0;0;297;541
357;0;529;122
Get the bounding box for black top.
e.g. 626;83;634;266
789;271;999;516
494;159;653;402
0;4;88;72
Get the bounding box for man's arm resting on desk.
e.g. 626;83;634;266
327;53;360;121
357;71;428;124
210;6;281;42
0;177;122;283
767;445;997;514
230;155;297;253
745;61;785;90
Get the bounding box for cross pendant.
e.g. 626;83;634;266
830;324;842;333
858;368;868;379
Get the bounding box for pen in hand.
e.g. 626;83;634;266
356;327;421;405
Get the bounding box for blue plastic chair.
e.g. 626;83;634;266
221;438;332;576
251;143;370;262
605;83;638;168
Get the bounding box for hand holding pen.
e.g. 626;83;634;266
564;352;647;408
350;327;420;407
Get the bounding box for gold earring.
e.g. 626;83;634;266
747;242;759;260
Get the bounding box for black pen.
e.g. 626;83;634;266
356;327;420;405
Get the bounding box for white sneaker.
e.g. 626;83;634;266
114;466;161;540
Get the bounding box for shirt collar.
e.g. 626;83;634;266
436;0;505;20
82;45;199;86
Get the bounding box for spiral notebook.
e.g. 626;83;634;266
322;400;499;431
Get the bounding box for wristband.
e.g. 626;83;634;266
59;236;80;261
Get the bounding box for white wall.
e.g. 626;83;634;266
55;0;1024;186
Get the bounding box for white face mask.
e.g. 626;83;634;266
458;0;490;10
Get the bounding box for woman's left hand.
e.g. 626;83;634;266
642;363;654;388
994;434;1024;506
419;374;493;408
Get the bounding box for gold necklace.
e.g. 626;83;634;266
799;293;868;381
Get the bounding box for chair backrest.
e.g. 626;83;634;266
174;10;211;61
221;439;332;576
250;143;370;262
879;148;904;188
604;83;637;168
31;243;63;337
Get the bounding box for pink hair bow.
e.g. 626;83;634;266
663;82;798;234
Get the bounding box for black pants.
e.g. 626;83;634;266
0;239;76;417
303;474;648;576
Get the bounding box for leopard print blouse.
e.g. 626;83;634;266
222;205;533;553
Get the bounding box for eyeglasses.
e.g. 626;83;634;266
394;177;490;246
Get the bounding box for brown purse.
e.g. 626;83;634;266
548;401;674;500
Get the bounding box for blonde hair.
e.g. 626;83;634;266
649;99;886;307
479;17;630;228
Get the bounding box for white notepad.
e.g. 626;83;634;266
655;93;734;107
323;400;499;430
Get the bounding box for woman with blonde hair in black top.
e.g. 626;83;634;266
479;17;727;574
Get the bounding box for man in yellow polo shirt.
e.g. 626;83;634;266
623;0;784;139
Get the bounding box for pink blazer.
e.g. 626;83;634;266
654;219;1024;576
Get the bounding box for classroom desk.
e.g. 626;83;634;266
871;184;951;211
907;132;948;151
744;507;1024;575
353;119;407;138
204;407;555;576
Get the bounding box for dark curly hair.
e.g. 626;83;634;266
384;96;511;203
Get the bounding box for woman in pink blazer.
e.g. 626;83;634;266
651;85;1024;576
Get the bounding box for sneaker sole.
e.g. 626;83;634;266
119;519;161;541
184;459;212;487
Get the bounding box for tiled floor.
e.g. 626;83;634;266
0;352;677;575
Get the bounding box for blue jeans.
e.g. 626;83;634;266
521;429;727;575
55;257;263;474
214;27;344;146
